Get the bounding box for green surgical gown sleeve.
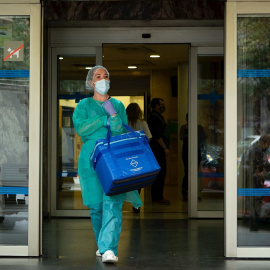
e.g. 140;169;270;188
72;97;143;208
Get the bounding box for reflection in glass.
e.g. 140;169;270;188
197;56;224;211
0;16;30;245
237;17;270;246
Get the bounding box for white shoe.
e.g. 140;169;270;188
96;250;101;257
102;250;118;263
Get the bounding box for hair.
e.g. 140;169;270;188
150;98;163;109
259;134;270;146
126;103;143;127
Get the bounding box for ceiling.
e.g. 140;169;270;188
58;44;189;79
103;44;189;73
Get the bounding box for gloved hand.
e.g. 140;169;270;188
102;99;116;116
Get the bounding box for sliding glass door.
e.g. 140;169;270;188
50;47;99;216
190;47;224;218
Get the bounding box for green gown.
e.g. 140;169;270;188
72;97;143;208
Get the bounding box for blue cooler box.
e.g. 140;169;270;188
90;126;161;196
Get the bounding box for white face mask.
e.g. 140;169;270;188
94;79;110;95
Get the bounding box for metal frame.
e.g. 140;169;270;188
225;1;270;258
50;27;223;47
0;4;41;256
189;47;224;218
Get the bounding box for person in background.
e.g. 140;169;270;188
72;65;142;264
240;134;270;231
179;113;207;201
126;102;152;213
147;98;171;205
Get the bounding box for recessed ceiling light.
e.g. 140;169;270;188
85;67;92;70
59;56;64;60
150;55;160;58
128;66;137;69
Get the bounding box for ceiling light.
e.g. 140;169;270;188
150;55;160;58
85;67;92;70
59;56;64;60
128;66;137;69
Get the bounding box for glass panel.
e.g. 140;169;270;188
0;16;30;245
57;56;95;210
237;17;270;246
197;55;224;211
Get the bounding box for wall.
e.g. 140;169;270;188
44;0;225;23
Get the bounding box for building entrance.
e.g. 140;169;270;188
48;27;224;218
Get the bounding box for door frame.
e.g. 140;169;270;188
0;3;41;256
225;0;270;259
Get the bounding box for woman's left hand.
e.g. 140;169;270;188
102;99;117;116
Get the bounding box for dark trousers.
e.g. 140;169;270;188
150;143;167;201
182;150;200;196
182;156;188;196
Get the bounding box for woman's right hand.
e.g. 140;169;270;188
164;148;169;159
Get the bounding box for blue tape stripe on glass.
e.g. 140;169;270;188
58;92;92;103
238;188;270;196
197;91;224;104
198;172;224;178
238;69;270;78
0;70;29;78
57;171;78;177
0;187;28;195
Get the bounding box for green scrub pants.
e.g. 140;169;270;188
89;200;124;255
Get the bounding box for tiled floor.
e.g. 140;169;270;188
0;214;270;269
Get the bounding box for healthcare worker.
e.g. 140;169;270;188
72;65;142;263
